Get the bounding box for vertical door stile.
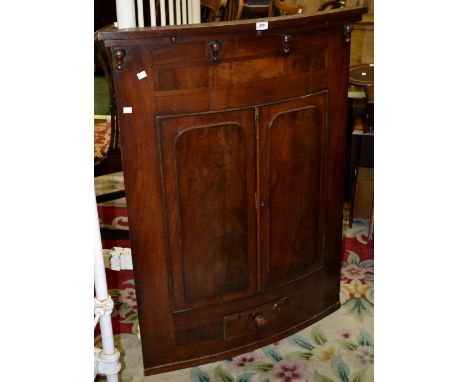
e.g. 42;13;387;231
255;106;261;292
320;93;329;258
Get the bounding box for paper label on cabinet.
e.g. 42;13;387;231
123;107;133;114
256;21;268;31
137;71;147;80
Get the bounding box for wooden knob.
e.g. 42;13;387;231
209;40;222;62
281;34;292;55
113;48;126;70
343;24;353;43
253;314;267;327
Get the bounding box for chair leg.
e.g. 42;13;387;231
96;190;126;204
367;205;374;246
348;134;363;228
100;227;130;241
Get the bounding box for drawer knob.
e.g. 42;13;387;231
281;34;292;55
252;313;267;327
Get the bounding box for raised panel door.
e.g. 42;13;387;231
258;93;328;289
158;109;258;311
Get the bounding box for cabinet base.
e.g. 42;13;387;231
143;301;341;376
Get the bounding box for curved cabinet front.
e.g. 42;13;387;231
99;7;366;375
145;93;339;375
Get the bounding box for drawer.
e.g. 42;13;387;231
223;296;289;341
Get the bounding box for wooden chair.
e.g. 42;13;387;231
346;64;374;229
239;0;302;19
317;0;345;11
223;0;244;20
94;31;125;204
201;0;225;22
94;29;129;241
271;0;303;16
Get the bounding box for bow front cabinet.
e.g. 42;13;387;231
99;7;366;375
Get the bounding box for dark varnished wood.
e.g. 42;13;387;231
223;296;289;340
113;48;126;70
99;6;366;375
259;94;327;289
99;8;366;42
280;33;292;54
208;40;222;62
158;110;257;311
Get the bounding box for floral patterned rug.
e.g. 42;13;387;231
94;118;111;165
95;173;374;382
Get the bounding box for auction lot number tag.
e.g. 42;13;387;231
256;21;268;31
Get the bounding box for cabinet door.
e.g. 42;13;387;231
158;109;257;311
258;93;328;289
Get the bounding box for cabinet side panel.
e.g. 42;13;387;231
322;27;352;303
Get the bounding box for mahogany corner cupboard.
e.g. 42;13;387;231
99;6;366;375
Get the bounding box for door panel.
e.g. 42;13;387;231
158;110;257;311
259;94;328;289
